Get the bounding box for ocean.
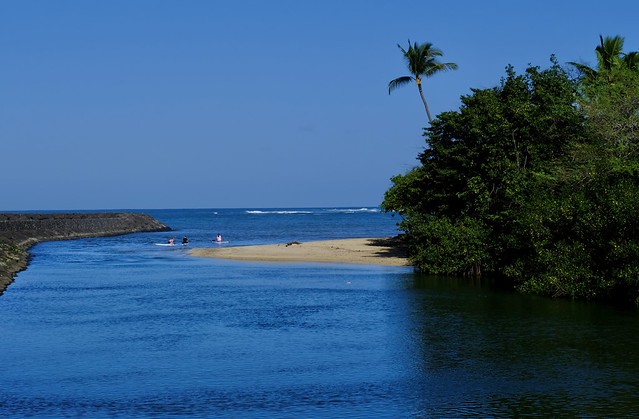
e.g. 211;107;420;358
1;208;639;417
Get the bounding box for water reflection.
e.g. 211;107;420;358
403;274;639;416
3;240;639;417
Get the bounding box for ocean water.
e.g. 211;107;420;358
1;208;639;417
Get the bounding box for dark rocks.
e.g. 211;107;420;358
0;212;170;295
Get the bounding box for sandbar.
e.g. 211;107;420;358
190;237;409;266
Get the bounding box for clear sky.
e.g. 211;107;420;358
1;0;638;210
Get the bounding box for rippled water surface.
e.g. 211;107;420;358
1;208;639;417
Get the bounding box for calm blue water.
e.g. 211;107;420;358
1;208;639;417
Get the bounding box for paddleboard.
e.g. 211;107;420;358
155;243;175;247
213;241;229;244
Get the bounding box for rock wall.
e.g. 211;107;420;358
0;212;170;295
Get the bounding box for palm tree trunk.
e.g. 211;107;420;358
417;81;433;123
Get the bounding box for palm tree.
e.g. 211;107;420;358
388;40;458;123
596;34;625;72
623;51;639;71
569;35;639;82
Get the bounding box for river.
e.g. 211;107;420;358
1;208;637;417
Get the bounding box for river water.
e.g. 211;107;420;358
1;208;638;417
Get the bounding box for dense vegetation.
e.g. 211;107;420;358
383;36;639;304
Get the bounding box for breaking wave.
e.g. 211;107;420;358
328;208;380;214
245;210;314;215
245;208;380;215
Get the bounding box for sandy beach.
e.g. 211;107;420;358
190;237;409;266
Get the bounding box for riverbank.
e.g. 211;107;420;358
0;212;170;295
190;236;410;266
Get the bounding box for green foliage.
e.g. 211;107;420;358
388;40;458;122
510;173;639;304
402;214;490;276
569;35;639;82
384;38;639;304
384;57;583;275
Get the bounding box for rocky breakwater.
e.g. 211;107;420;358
0;212;170;295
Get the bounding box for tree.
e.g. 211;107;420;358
388;40;458;123
569;35;639;82
384;35;639;304
383;59;583;279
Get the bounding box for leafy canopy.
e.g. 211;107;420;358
384;35;639;304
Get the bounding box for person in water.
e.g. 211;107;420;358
215;234;222;243
182;236;189;245
168;237;175;245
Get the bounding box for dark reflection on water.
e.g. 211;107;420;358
1;235;639;417
403;274;639;417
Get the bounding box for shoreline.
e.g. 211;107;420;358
0;212;170;295
190;237;410;266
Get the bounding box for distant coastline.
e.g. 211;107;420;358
0;212;170;295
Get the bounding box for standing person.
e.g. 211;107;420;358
182;236;189;245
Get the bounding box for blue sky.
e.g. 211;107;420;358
1;0;638;210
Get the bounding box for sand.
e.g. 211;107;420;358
190;237;410;266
